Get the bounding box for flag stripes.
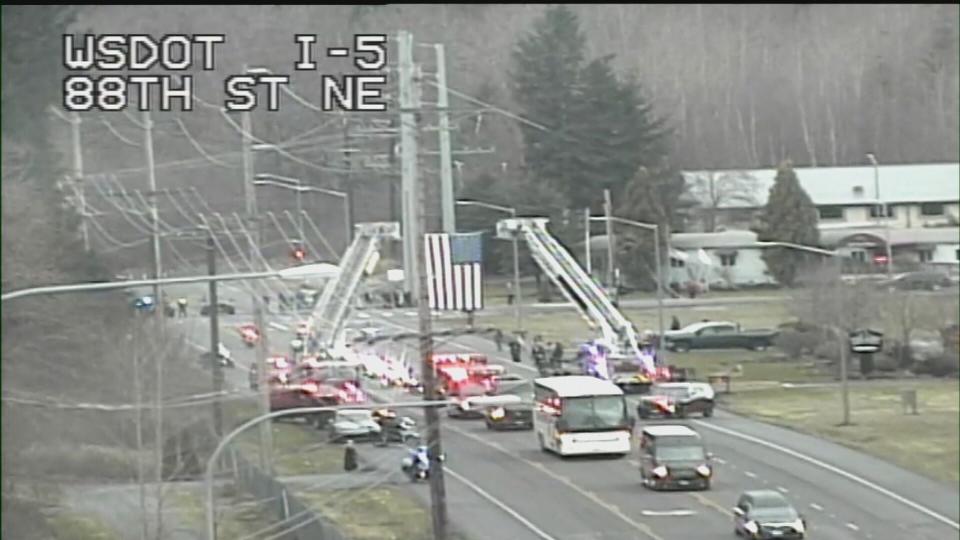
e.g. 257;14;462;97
425;232;484;311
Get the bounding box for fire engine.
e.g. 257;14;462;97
429;353;505;398
268;358;366;427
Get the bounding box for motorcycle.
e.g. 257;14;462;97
401;455;430;482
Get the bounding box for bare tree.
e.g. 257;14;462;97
686;170;762;232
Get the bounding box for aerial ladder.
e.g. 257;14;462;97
312;222;401;351
497;218;647;376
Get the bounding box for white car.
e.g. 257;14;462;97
448;393;524;419
329;409;382;442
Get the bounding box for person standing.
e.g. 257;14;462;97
670;315;681;331
344;440;358;472
505;281;515;305
493;329;504;352
177;297;188;318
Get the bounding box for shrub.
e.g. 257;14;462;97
775;330;813;359
915;354;960;377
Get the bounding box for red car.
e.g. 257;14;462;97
238;323;260;348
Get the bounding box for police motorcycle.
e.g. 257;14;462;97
400;444;445;483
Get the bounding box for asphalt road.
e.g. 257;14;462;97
163;283;959;540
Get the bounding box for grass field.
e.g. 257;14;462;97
299;488;431;540
235;418;344;476
48;513;120;540
722;379;960;484
171;485;280;539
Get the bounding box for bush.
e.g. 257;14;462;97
915;354;960;377
775;330;815;359
872;354;899;373
813;340;841;362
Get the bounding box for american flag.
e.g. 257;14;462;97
425;232;484;311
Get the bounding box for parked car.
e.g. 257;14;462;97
328;409;382;443
199;343;235;369
733;489;807;539
200;302;237;316
637;382;715;419
663;321;779;352
879;271;953;292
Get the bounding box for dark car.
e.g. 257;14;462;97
663;322;779;352
200;302;237;316
733;489;807;539
484;402;534;431
637;382;715;419
880;271;953;292
638;425;714;491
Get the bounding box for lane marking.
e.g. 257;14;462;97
846;522;860;532
692;420;960;530
269;322;290;331
403;311;417;317
641;510;697;517
688;492;732;517
714;458;727;465
776;486;789;494
810;503;824;511
744;471;757;479
446;424;664;540
444;467;558;540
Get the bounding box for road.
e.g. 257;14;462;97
163;283;958;540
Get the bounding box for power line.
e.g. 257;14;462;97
174;119;234;168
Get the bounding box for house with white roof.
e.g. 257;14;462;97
682;163;960;232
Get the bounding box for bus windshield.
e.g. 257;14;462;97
561;396;628;432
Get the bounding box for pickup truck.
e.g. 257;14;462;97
663;321;779;352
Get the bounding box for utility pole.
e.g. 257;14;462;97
398;31;420;304
133;334;148;540
584;207;592;276
414;99;450;540
254;297;274;472
342;115;356;247
206;234;224;436
70;112;90;251
143;109;166;540
239;84;274;468
603;189;615;293
434;43;456;234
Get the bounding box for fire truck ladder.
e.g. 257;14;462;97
313;222;401;349
496;217;641;360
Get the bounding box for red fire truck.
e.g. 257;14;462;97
429;353;505;397
269;358;366;427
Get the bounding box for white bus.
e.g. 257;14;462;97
533;375;633;457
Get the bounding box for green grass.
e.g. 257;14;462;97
48;513;120;540
171;486;279;540
722;379;960;484
235;420;345;476
299;487;434;540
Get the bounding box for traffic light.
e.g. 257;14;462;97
292;247;306;262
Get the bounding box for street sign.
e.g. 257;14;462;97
849;328;883;354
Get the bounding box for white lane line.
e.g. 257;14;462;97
846;522;860;532
692;420;960;530
269;322;290;331
776;486;789;494
445;467;558;540
714;458;727;465
403;311;417;317
744;471;757;479
382;312;394;318
810;503;824;511
641;510;697;517
829;513;838;519
445;424;664;540
356;312;371;319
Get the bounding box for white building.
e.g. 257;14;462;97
682;163;960;232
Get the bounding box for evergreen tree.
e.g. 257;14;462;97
754;160;821;287
614;161;688;289
509;5;586;201
510;6;671;210
2;6;80;153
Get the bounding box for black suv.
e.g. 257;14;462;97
638;425;714;490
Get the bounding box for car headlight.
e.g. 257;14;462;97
792;518;805;533
696;464;711;477
744;521;759;534
489;407;505;420
652;465;668;478
460;401;470;411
